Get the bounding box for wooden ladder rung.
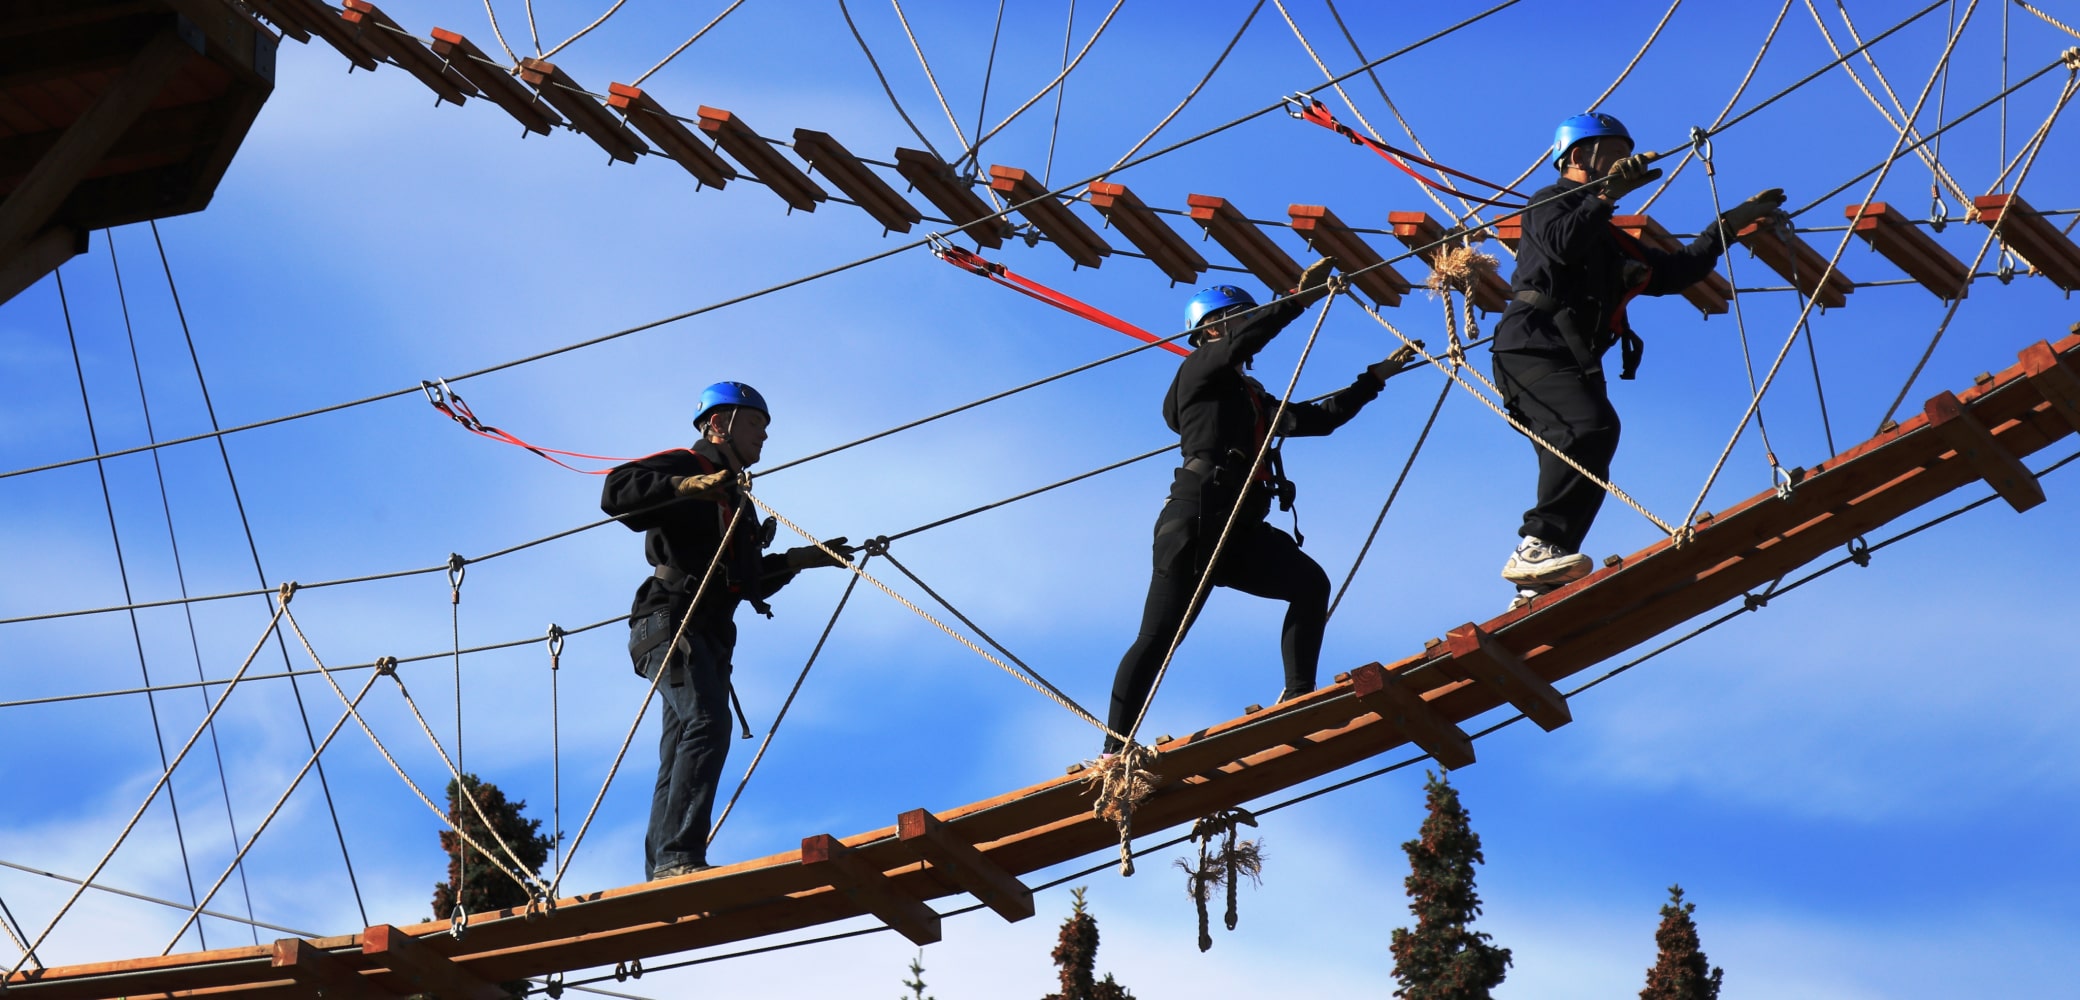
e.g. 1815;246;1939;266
796;129;922;233
1349;662;1475;769
429;29;561;134
897;808;1034;922
893;147;1007;247
698;106;826;212
341;2;473;105
2021;340;2080;434
1291;204;1411;307
989;166;1111;268
518;59;642;163
1974;192;2080;292
802;834;942;945
1443;623;1570;732
1187;194;1301;292
1087;181;1206;283
1844;202;1970;300
606;84;734;188
1613;214;1733;315
1735;219;1855;308
1924;389;2045;512
1386;210;1507;312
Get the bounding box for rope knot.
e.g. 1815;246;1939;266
1084;744;1160;876
2061;46;2079;71
375;655;398;677
1175;807;1263;951
863;535;892;558
1422;244;1499;298
276;581;298;605
1742;592;1768;612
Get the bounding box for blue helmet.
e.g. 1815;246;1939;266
1184;284;1256;334
1550;112;1632;169
692;381;770;429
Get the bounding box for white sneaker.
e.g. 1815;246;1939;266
1507;583;1552;612
1499;536;1592;585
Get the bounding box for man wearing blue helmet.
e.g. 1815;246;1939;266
1101;258;1425;755
601;381;856;879
1492;112;1786;608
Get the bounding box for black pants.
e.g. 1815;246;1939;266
1493;350;1622;553
1104;504;1330;753
629;611;734;877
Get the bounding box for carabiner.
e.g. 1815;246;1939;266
448;902;468;941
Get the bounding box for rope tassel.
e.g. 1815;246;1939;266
1174;807;1263;951
1084;745;1160;876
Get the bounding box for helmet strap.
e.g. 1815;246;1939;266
713;409;748;470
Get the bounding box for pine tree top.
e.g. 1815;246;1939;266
1640;885;1723;1000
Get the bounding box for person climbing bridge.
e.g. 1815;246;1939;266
601;382;854;880
1102;259;1425;756
1493;112;1787;609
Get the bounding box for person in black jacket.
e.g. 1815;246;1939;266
601;382;853;880
1492;112;1785;608
1102;260;1424;755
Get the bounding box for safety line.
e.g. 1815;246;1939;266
549;625;563;880
1638;0;1794;213
2015;0;2080;40
1128;287;1341;745
1105;0;1265;172
1694;138;1785;489
631;0;746;87
542;0;628;60
1810;0;1974;209
708;559;870;846
1326;373;1452;622
7;601;287;978
108;232;263;944
53;266;209;952
1043;0;1079;186
957;0;1129;171
933;243;1189;356
148;221;372;929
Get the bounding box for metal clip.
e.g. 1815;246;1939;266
863;535;892;558
1688;126;1714;174
1996;247;2019;284
1281;92;1312;118
447;553;466;605
1771;460;1796;500
1845;535;1872;567
544;972;565;999
449;903;468;941
547;625;565;667
1927;188;1948;232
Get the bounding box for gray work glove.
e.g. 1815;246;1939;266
673;469;733;500
1600;153;1662;201
1291;256;1337;306
1716;187;1789;236
784;536;855;570
1366;340;1426;382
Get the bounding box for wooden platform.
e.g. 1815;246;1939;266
7;327;2077;997
0;0;275;306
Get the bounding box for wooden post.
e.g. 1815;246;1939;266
2021;340;2080;434
1924;390;2045;512
801;834;941;945
1349;663;1474;769
271;938;388;998
361;924;504;1000
1443;623;1570;732
896;809;1034;922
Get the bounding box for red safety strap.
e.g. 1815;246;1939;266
934;244;1190;358
1292;98;1527;209
422;379;671;474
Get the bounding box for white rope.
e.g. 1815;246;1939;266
961;0;1130;166
542;0;629;60
1104;1;1264;173
1639;0;1796;212
480;0;521;64
1805;0;1974;210
632;0;749;87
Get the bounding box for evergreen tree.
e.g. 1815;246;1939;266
1043;887;1135;1000
1389;772;1511;1000
1640;885;1723;1000
899;949;936;1000
430;773;554;919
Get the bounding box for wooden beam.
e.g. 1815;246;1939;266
0;224;85;308
1385;210;1505;312
697;106;825;212
988;165;1111;268
1974;192;2080;292
605;84;734;188
1348;662;1474;769
1442;623;1570;732
892;147;1007;247
1086;181;1205;283
428;28;561;135
1735;218;1855;308
341;2;475;106
795;129;921;233
361;924;504;1000
518;59;642;163
801;834;941;945
2020;340;2080;435
896;809;1034;923
270;938;387;998
1186;194;1301;291
1291;204;1410;307
1843;201;1969;300
0;25;199;258
284;0;384;71
1613;214;1732;315
1924;390;2045;512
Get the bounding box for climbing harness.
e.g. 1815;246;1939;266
932;241;1189;357
1175;807;1261;952
1287;97;1526;208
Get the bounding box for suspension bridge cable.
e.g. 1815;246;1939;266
542;0;629;61
957;0;1130;169
0;0;1547;488
149;220;372;929
0;858;316;939
969;0;1008;171
1042;0;1079;186
1103;0;1264;173
54;266;209;953
525;0;541;56
108;232;261;945
838;0;945;159
1710;0;1948;138
1639;0;1794;213
1326;373;1452;622
0;891;37;972
631;0;749;88
1814;0;1975;207
890;0;978;154
480;0;521;64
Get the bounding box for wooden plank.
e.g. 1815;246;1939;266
1843;201;1969;300
1349;662;1474;768
1443;622;1570;731
341;2;473;106
800;834;941;945
1974;192;2080;292
1924;389;2045;512
1086;181;1205;283
606;83;733;188
896;809;1034;922
284;0;382;71
268;939;386;998
0;223;83;308
1612;214;1732;315
1290;204;1410;307
892;146;1006;247
1384;210;1505;311
428;28;560;135
361;924;504;1000
795;128;920;233
1186;194;1301;291
518;59;641;163
697;106;825;212
988;165;1110;268
0;25;198;256
2021;340;2080;434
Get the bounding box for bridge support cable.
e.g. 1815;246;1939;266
0;858;316;940
52;267;209;952
107;230;263;946
6;599;289;978
1327;374;1453;622
147;221;373;929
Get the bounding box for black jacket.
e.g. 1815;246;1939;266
1162;294;1384;516
601;440;797;628
1492;177;1727;377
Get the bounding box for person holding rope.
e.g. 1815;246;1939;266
602;382;854;879
1101;260;1425;756
1494;112;1786;608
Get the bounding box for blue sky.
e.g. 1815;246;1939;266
2;0;2078;995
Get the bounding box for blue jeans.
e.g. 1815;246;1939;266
629;611;734;877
